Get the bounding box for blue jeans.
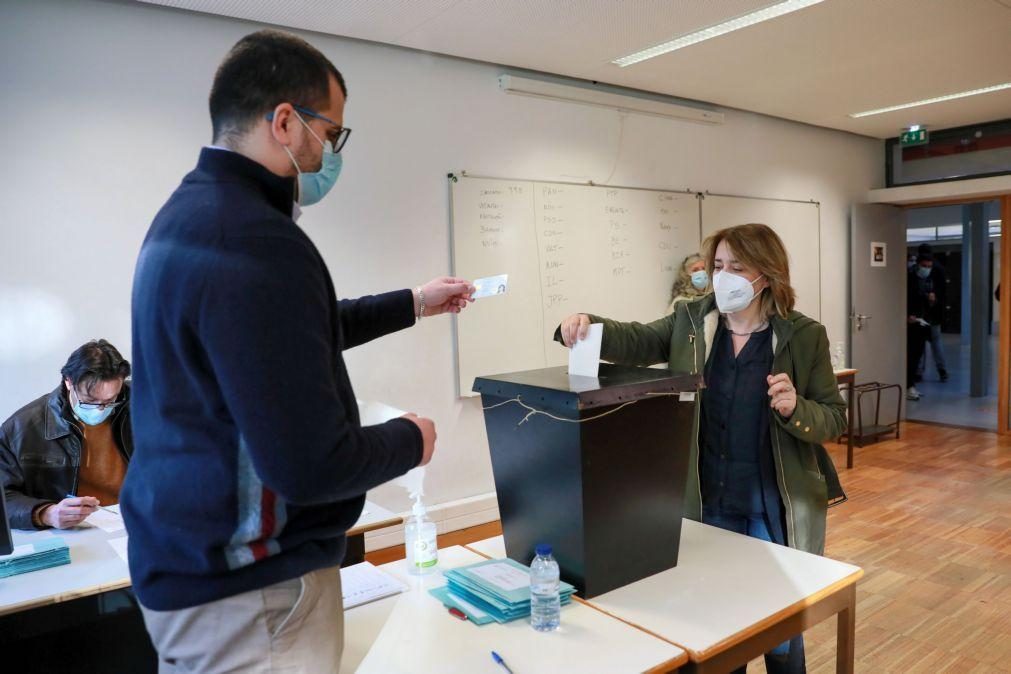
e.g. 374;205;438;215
702;510;807;674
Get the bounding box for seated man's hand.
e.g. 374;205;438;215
41;496;99;529
417;277;475;317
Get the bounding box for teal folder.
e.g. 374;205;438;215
0;537;71;578
435;557;576;624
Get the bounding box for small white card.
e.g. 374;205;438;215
468;561;530;592
472;274;509;299
569;323;603;378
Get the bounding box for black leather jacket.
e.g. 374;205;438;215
0;384;132;529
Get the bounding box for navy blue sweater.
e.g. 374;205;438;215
122;148;423;611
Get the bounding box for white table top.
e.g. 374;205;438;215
466;520;862;659
343;545;687;674
0;523;129;617
347;501;402;537
0;500;397;617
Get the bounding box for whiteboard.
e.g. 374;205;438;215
451;176;701;395
700;195;821;321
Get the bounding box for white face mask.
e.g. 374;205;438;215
712;270;764;314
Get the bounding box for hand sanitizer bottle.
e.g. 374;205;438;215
405;497;438;575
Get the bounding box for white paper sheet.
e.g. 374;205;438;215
341;561;409;610
107;536;129;562
467;562;530;593
84;508;126;533
357;400;407;426
5;544;34;558
358;400;427;499
568;323;603;377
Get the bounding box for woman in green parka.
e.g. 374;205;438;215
558;223;846;674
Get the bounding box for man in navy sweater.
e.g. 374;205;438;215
123;30;473;673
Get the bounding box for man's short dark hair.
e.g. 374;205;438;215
60;340;131;395
209;30;347;145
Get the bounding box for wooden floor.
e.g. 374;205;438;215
366;421;1011;673
790;423;1011;674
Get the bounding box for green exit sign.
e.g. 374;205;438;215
901;128;929;146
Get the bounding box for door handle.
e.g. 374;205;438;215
852;313;872;331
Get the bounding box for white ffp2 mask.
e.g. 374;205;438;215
712;270;763;314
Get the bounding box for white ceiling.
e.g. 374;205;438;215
139;0;1011;139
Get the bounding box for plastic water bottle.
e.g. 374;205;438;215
834;341;846;369
529;543;560;632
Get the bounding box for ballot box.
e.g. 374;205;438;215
474;364;702;598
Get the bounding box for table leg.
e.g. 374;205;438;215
846;379;855;469
343;533;365;567
836;583;856;673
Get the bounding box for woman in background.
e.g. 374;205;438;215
667;253;710;313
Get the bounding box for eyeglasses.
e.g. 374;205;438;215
266;104;352;153
71;387;123;412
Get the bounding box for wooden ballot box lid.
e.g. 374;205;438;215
473;364;702;411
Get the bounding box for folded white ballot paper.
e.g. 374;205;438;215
569;323;603;378
357;400;407;426
357;400;427;499
472;274;508;299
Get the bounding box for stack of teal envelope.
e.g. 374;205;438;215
0;537;71;577
429;557;575;625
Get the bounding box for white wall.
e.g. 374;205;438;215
0;0;882;514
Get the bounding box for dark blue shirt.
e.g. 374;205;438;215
700;322;784;542
122;149;423;611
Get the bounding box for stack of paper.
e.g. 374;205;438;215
341;561;408;609
0;537;71;577
430;557;575;625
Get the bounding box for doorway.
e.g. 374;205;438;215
904;201;1001;430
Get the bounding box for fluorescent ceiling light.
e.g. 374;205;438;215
612;0;826;67
850;82;1011;118
498;75;724;124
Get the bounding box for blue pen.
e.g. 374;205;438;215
491;651;514;674
66;494;112;513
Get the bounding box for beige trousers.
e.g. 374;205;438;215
140;565;343;674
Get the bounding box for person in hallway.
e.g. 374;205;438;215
666;252;710;313
559;223;845;674
906;252;933;401
0;339;132;530
122;30;475;674
914;244;948;382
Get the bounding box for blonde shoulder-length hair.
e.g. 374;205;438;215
702;223;796;319
669;253;706;304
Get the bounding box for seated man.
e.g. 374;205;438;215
0;339;132;529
